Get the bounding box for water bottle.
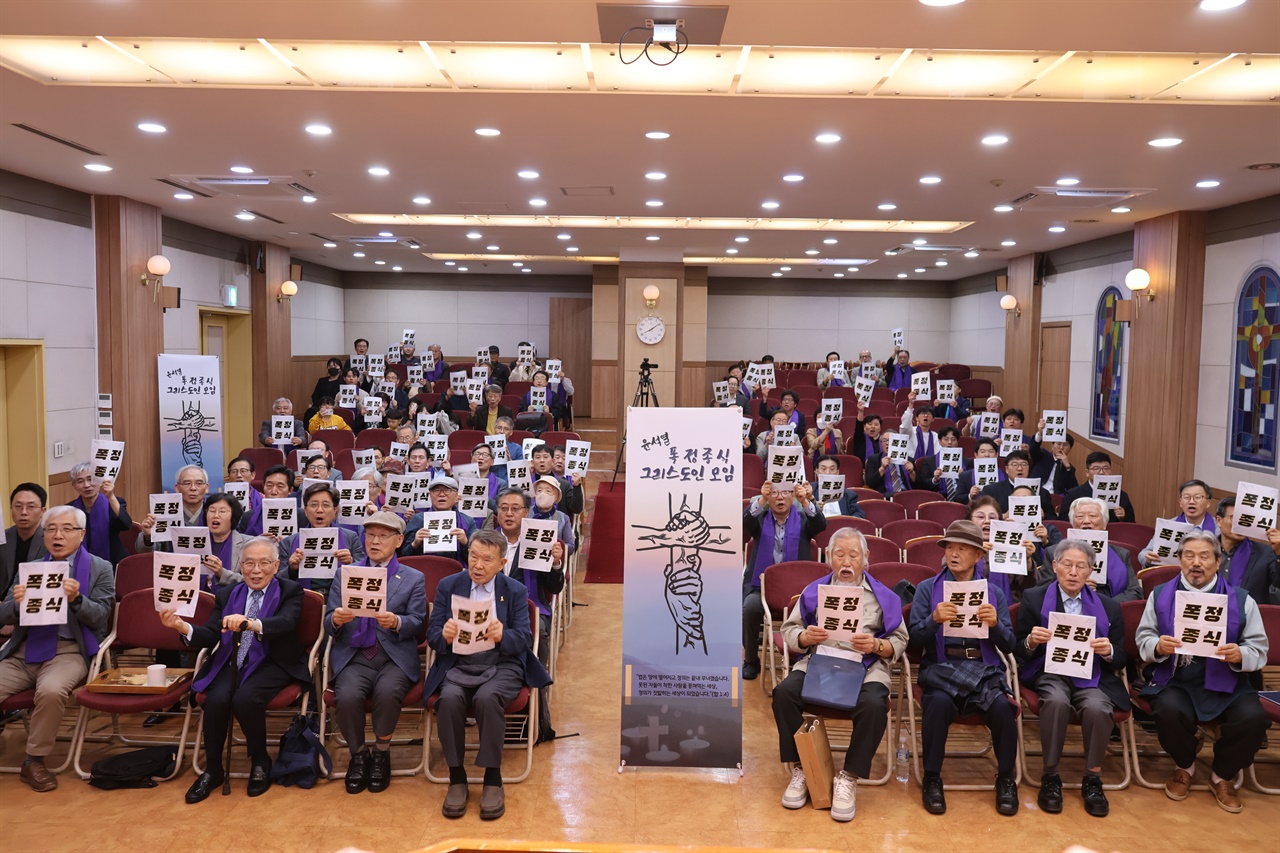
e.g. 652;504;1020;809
895;729;910;783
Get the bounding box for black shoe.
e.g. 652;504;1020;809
345;748;370;794
1038;772;1063;813
184;771;222;804
921;772;946;814
995;774;1019;816
143;702;182;728
367;748;391;793
1081;774;1109;817
742;662;761;681
247;764;271;797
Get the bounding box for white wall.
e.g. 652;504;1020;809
343;287;583;359
291;280;345;356
1195;229;1280;490
160;246;252;355
949;290;1006;367
1040;259;1135;455
706;293;953;364
0;209;98;476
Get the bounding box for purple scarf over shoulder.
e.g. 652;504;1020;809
1227;539;1253;589
928;568;1003;667
887;365;911;391
915;426;935;459
193;578;282;692
71;495;111;563
1176;513;1217;535
750;505;802;589
1151;575;1241;694
206;532;235;592
240;487;264;536
349;557;397;648
1019;582;1108;688
798;572;901;670
25;546;100;663
1100;546;1128;598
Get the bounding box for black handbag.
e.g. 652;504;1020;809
270;713;332;789
800;653;866;711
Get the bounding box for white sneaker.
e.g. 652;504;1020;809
831;771;857;822
782;766;808;809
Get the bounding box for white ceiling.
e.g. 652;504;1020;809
1;0;1278;280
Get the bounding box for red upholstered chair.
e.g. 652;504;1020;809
399;556;466;610
894;388;913;406
789;369;818;386
957;378;993;401
824;387;859;402
1137;565;1180;597
866;562;935;589
1248;605;1280;795
793;385;822;401
499;394;521;412
313;429;355;452
864;535;901;567
870;386;894;404
1045;519;1070;539
332;447;356;478
830;454;865;488
904;536;945;568
935;364;971;381
881;519;946;554
740;453;765;491
447;429;486;450
813;517;879;557
237;447;285;476
866;401;898;422
114;553;155;601
334;406;355;424
540;431;583;446
69;590;217;779
448;448;472;466
505;380;532;399
585;490;626;584
355;428;395;454
930;417;957;433
957;436;978;458
433;379;452;394
1108;522;1155;546
890;490;945;517
917;501;966;528
852;487;882;503
119;521;143;557
760;561;829;695
860;499;908;532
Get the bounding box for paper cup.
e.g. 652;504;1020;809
146;664;167;687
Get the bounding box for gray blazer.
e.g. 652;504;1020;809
0;525;48;599
0;550;115;663
324;561;426;681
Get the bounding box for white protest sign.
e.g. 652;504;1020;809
1233;481;1279;542
458;477;489;518
415;412;437;436
522;437;544;459
999;429;1023;457
389;441;411;464
340;565;388;614
564;440;591;476
262;498;297;538
989;519;1026;549
336;479;370;507
518;344;535;362
937;379;957;405
351;448;376;469
171;526;212;559
452;463;479;479
974;413;1000;439
854;375;876;407
892;328;905;349
338;384;359;409
766;445;804;490
449;371;467;395
349;354;367;374
988;544;1028;575
820;398;843;426
423;350;436;371
296;449;323;477
1150;518;1195;563
1045;612;1096;679
407;363;424;384
89;439;125;484
911;372;932;400
1066;529;1110;583
773;423;796;446
545;359;562;384
402;329;416;348
529;386;548;410
815;584;865;648
416;511;457;553
337;499;367;525
366;354;385;378
887;432;911;464
817;474;846;504
383;474;416;511
299;527;340;579
939;447;964;479
1092;475;1123;509
473;364;490;384
223;482;250;511
1012;477;1040;495
149;493;182;543
423;435;447;463
451;594;495;654
712;381;730;404
153;552;200;618
506;459;532;492
828;361;849;386
517;517;560;572
1042;410;1068;443
741;417;753;441
362;397;383;425
1172;590;1231;659
1008;495;1042;534
942;579;988;639
485;433;510;465
386;344;402;365
974;457;1000;487
271;415;295;447
18;562;69;626
465;378;485;405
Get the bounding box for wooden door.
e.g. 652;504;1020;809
1038;322;1071;415
548;297;593;418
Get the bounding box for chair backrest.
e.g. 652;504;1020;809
238;447;285;476
793;385;822;401
299;589;325;653
1045;519;1070;539
515;412;551;433
1138;565;1180;597
812;516;872;550
1120;598;1148;659
893;387;912;406
864;535;900;566
880;518;946;550
830;454;865;488
935;363;971;381
448;449;472;466
867;562;935;589
433;379;452;394
115;553;155;600
904;536;945;568
114;589;217;652
333;406;355;424
540;431;583;446
851;487;881;503
930;417;956;433
916;500;966;527
355;428;395;453
399;555;467;604
865;401;897;422
889;490;945;516
870;386;894;404
313;429;355;452
447;429;485;450
957;377;993;400
795;399;819;421
740;453;765;490
1108;522;1155;544
332;447;356;478
1259;605;1280;666
789;369;818;386
506;380;532;398
120;522;143;557
860;499;908;530
499;394;521;412
761;561;829;615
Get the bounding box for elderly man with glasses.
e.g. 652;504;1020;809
257;397;308;448
1138;479;1217;568
137;465;210;551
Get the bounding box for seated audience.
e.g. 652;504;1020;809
812;455;867;518
1058;452;1134;522
528;445;584;516
960;394;1005;437
804;413;844;461
2;483;48;599
756;410;802;461
913;426;965;499
1030;432;1077;496
258;397;307;448
520;369;573;430
201;492;250;588
401;477;476;566
848;406;883;463
68;461;132;566
308;396;352;434
137;465;210;550
278;482;364;593
1214;497;1280;605
310;357;345;408
490;417;523;479
470;444;506;498
469;385;514;434
815;351;849;389
1138;479;1216;567
884;348;913;391
757;388;808;434
864;433;917;496
979;450;1055;518
952;439;1002;503
1037;497;1141;602
226;457;265;536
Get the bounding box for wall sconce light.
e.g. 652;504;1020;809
642;284;661;309
999;293;1020;319
1125;267;1154;300
141;253;171;300
278;279;298;303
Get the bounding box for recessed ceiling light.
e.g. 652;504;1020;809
530;198;548;207
522;267;532;272
457;266;469;271
305;124;332;136
1056;177;1080;186
920;0;966;5
823;238;838;244
557;233;571;240
981;134;1008;146
475;128;501;136
936;260;949;266
761;201;780;209
1001;240;1017;247
466;232;482;239
1148;137;1182;147
368;166;390;176
913;238;928;245
726;248;739;254
815;132;841;144
137;122;166;134
735;236;750;243
235;211;255;220
353;251;365;257
834;273;844;278
445;261;456;266
780;266;792;271
848;267;860;272
772;272;783;277
1048;225;1066;233
378;231;393;237
964;251;980;258
84;163;112;172
878;203;898;211
783;174;804;182
805;249;819;255
646;235;660;241
173;192;193;200
323;241;338;248
374;260;386;265
645;171;667;180
1111;206;1131;213
566;246;579;252
486;245;500;250
645;131;670;139
302;195;317;203
645;200;664;207
513;262;524;266
919;175;942;184
1199;0;1245;10
1196;179;1221;188
517;169;539;179
994;204;1014;213
392;266;403;271
230;165;253;174
915;267;927;273
897;273;908;278
413;196;431;205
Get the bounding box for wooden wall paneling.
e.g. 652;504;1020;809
681;267;709;408
1124;211;1207;526
592;362;619;423
289;356;333;422
549;297;593;417
968;366;1005;401
591;267;620;420
1038;322;1072;414
249;242;293;426
1001;254;1042;412
94;196;165;510
1066;429;1127;482
46;472;76;507
619;264;682;446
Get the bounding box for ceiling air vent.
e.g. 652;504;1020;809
11;123;103;155
1004;187;1154;211
171;174;313;200
560;186;615;197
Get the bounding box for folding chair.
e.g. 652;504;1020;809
917;501;966;528
1247;604;1280;794
760;561;828;696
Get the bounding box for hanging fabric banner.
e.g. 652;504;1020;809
157;354;224;489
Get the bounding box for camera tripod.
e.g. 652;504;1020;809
612;363;660;483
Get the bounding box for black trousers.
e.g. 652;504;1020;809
437;665;524;769
201;659;295;771
773;671;890;778
332;646;412;755
535;613;553;740
1152;686;1271;779
742;588;764;666
920;689;1018;777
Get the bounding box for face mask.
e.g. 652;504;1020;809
328;367;339;375
534;492;555;511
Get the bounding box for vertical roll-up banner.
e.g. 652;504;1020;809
157;354;223;489
621;407;743;769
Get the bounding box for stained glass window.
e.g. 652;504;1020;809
1230;264;1279;471
1091;286;1126;440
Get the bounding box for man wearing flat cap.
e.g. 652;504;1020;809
401;476;477;566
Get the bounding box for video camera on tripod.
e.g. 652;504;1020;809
639;357;659;375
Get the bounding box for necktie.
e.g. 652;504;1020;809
1045;462;1058;494
888;463;905;494
237;590;263;668
943;473;956;500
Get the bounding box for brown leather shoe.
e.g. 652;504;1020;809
1164;768;1192;801
1210;778;1244;813
20;760;57;792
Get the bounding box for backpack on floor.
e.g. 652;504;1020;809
88;746;178;789
270;712;332;789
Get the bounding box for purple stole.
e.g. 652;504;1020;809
784;409;800;428
486;472;502;496
72;495;112;563
240;487;264;536
206;533;235;592
1151;576;1242;694
193;578;283;692
1020;582;1108;688
860;433;877;460
1227;539;1252;589
1100;546;1128;598
349;557;395;648
940;404;959;421
888;365;911;391
750;507;802;589
25;546;100;664
1176;513;1217;535
798;572;901;670
927;569;1004;668
915;427;935;459
883;462;912;494
829;373;845;387
425;362;444;382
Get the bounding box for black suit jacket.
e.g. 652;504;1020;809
467;404;515;432
1224;540;1280;606
864;453;916;494
980;479;1056;518
811;485;866;519
190;577;311;685
1058;484;1135;523
0;525;47;599
1030;456;1079;496
1014;584;1130;710
742;504;827;589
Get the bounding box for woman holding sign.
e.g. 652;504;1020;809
68;461;132;567
202;493;249;587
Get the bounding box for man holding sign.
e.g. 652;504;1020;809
1015;540;1128;817
1214;496;1280;605
68;459;133;566
326;512;426;794
257;397;307;448
1137;530;1270;814
0;506;114;791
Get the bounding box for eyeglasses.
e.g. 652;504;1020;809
177;480;206;488
1180;494;1208;502
1056;560;1092;574
364;531;401;543
241;560;277;570
47;525;84;536
1086;466;1111;475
